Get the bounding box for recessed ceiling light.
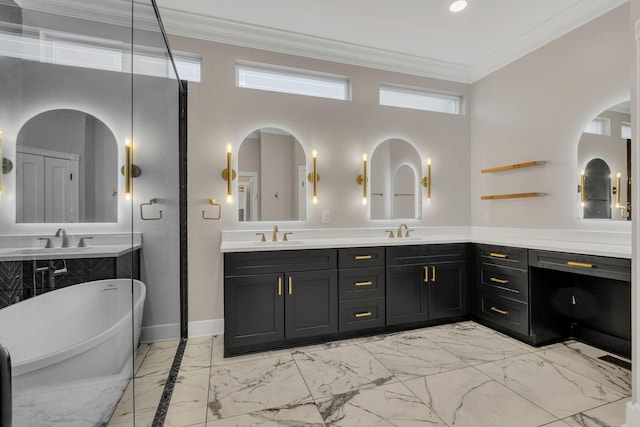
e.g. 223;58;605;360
449;0;468;13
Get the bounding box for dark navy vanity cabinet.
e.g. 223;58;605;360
224;249;338;355
474;244;632;358
223;243;471;356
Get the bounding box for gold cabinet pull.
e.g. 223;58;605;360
567;261;593;268
490;306;509;315
354;255;373;260
354;311;372;318
489;253;508;259
355;281;373;287
424;266;429;284
288;276;293;295
278;277;282;296
431;266;436;282
490;277;509;284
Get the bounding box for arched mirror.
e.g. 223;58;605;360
577;100;631;220
582;158;611;219
370;138;422;220
16;109;118;223
238;127;306;221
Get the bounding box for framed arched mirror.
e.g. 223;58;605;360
370;138;422;220
237;127;306;221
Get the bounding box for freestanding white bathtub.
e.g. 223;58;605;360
0;278;146;391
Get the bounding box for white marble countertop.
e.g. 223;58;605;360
0;233;142;261
220;226;632;259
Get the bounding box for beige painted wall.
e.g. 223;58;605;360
169;37;471;323
470;4;632;230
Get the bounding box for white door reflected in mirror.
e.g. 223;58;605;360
370;138;422;220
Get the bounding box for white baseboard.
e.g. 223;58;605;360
140;323;181;343
188;319;224;338
624;401;640;427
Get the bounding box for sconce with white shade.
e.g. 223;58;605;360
221;144;236;203
356;153;368;205
421;158;432;201
307;149;319;204
120;138;141;200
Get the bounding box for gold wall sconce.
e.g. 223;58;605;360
356;153;368;205
578;170;586;207
0;130;14;197
307;149;319;204
221;144;236;203
421;158;432;201
121;138;141;200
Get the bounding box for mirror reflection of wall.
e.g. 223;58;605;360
238;127;306;222
15;109;118;223
578;100;630;220
582;158;611;219
370;138;422;220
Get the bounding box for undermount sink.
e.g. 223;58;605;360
11;247;91;255
252;240;303;246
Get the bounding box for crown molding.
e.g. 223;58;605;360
18;0;628;84
20;0;160;32
470;0;627;82
159;8;472;83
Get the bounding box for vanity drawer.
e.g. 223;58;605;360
224;249;337;276
476;291;529;336
477;264;528;302
339;267;385;300
338;247;385;269
339;297;385;332
476;244;528;269
386;243;468;266
528;250;631;282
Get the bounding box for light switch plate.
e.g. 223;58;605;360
322;211;332;224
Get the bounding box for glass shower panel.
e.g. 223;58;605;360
0;1;138;426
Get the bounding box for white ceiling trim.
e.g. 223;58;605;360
159;9;472;83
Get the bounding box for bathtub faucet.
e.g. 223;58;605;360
55;228;70;248
44;260;67;290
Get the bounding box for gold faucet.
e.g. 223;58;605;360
272;225;279;242
397;224;408;238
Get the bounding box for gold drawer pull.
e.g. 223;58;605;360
288;276;293;295
489;253;508;259
354;255;373;260
278;277;282;296
490;277;509;284
355;281;373;287
567;261;593;268
424;266;429;283
431;266;436;282
490;306;509;315
354;311;372;318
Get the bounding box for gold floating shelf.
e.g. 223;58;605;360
481;161;546;174
481;192;545;200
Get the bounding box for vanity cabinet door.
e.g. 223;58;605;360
386;264;428;325
428;260;467;320
284;270;338;340
224;273;285;350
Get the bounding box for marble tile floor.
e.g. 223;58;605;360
129;322;633;426
107;339;181;427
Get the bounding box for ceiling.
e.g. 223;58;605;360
155;0;627;83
